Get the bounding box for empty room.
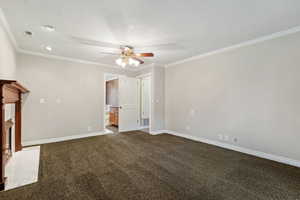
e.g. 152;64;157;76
0;0;300;199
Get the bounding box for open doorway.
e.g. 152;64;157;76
104;73;152;134
104;73;119;133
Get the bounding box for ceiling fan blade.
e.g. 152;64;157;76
98;51;120;55
70;36;121;49
133;57;144;64
135;43;180;51
135;53;154;57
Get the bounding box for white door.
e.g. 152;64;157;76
118;76;140;132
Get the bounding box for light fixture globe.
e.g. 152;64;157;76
129;58;134;65
116;58;123;65
120;62;126;68
134;60;140;67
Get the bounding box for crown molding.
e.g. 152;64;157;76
1;8;152;72
165;26;300;68
18;48;154;72
17;48;112;66
136;63;154;70
0;8;18;50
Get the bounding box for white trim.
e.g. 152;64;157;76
22;130;111;146
136;73;151;79
0;73;16;80
138;126;149;129
164;130;300;168
132;126;150;131
166;26;300;67
18;48;113;66
149;130;168;135
18;48;153;71
0;8;18;49
104;128;114;134
134;64;154;71
105;73;119;81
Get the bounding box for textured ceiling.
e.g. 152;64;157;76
1;0;300;69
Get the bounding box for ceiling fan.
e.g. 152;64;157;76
112;45;154;68
67;36;156;68
23;24;180;68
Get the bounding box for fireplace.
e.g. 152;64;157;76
0;80;29;190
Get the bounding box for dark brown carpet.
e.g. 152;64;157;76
1;131;300;200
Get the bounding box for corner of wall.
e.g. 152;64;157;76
0;8;17;80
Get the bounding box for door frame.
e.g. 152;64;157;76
103;72;153;133
136;73;152;132
103;73;120;133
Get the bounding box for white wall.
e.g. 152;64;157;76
151;66;165;132
0;9;17;151
0;9;16;80
165;31;300;161
17;53;129;142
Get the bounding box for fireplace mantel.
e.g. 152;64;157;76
0;80;29;190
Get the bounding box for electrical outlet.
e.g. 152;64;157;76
88;126;92;131
233;137;238;143
190;109;196;116
218;134;223;140
186;125;191;131
56;98;61;104
224;135;229;141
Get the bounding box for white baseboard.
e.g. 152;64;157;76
22;129;300;168
164;130;300;168
22;131;111;146
149;130;169;135
135;126;149;131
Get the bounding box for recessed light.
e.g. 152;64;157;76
41;25;55;32
45;46;52;52
24;31;33;37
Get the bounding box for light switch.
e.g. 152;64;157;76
40;98;46;104
190;109;196;116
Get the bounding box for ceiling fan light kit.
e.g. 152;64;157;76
114;45;154;68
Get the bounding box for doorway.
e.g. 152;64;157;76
104;74;119;133
104;73;152;133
